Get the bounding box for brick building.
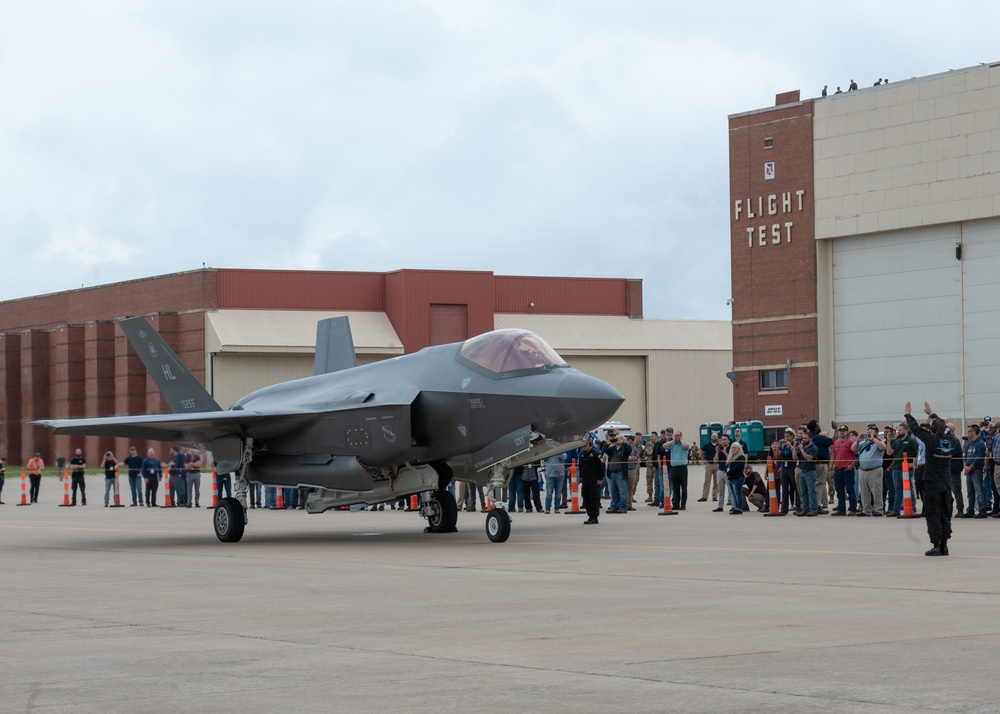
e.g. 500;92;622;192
729;62;1000;433
0;268;732;465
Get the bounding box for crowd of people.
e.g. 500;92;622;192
821;77;888;96
0;444;370;512
6;403;996;554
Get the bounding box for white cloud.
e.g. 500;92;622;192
2;0;999;318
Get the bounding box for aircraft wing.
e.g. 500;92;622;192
32;411;267;445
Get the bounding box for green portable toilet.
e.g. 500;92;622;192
727;420;765;460
700;421;724;450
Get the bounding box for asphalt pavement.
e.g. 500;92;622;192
3;470;1000;713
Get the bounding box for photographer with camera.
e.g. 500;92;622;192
852;424;886;516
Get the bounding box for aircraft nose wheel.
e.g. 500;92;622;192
485;508;511;542
214;497;247;542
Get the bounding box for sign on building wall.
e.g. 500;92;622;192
764;161;775;180
764;404;783;416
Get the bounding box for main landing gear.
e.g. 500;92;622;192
214;497;246;542
422;489;459;533
214;438;253;543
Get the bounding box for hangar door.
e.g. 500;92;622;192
564;356;646;432
832;219;1000;423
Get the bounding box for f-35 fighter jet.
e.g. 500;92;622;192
35;316;623;542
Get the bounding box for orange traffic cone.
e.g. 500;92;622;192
209;469;218;508
564;460;581;514
110;466;124;507
16;468;29;506
898;455;921;519
763;456;786;516
58;468;72;506
658;458;677;516
162;472;172;508
275;486;285;509
409;494;418;511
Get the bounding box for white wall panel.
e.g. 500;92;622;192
962;217;1000;418
833;225;962;422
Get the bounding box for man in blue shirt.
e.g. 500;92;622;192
119;445;145;507
794;428;819;516
808;420;834;513
141;448;162;507
963;424;989;518
667;430;690;510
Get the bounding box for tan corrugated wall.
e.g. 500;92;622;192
564;356;646;433
211;353;387;409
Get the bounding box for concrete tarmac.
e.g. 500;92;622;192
3;472;1000;713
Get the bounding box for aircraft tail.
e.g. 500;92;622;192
119;316;222;413
314;316;358;375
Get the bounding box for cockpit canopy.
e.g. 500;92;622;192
458;329;569;378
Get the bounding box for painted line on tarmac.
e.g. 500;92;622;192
0;523;204;535
516;540;1000;560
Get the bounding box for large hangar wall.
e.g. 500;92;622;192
814;63;1000;425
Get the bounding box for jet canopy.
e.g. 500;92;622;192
458;329;569;377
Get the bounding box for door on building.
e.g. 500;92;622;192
429;304;468;346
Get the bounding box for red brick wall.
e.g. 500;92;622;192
0;267;640;461
0;333;21;460
729;100;819;427
0;270;218;332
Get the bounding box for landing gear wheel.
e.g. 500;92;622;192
425;489;458;533
214;497;246;543
485;509;511;543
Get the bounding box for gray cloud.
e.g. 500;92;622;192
2;0;999;318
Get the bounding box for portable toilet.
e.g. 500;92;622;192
728;420;765;460
699;421;724;450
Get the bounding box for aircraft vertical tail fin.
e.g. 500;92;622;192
119;316;222;413
314;316;358;375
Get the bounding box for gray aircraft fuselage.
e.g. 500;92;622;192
35;322;624;497
235;338;623;484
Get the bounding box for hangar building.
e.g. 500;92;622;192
0;268;731;464
729;61;1000;433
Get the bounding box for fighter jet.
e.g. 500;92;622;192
34;316;623;543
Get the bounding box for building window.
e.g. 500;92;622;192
760;368;787;391
763;137;774;148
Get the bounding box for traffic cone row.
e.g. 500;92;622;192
16;468;29;506
763;456;785;517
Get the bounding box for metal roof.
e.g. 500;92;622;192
205;310;404;354
493;314;731;352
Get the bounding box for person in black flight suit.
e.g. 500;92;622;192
904;402;954;556
578;440;606;525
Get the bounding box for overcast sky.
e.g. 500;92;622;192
2;1;998;320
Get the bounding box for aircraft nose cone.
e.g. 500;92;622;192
558;372;624;431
